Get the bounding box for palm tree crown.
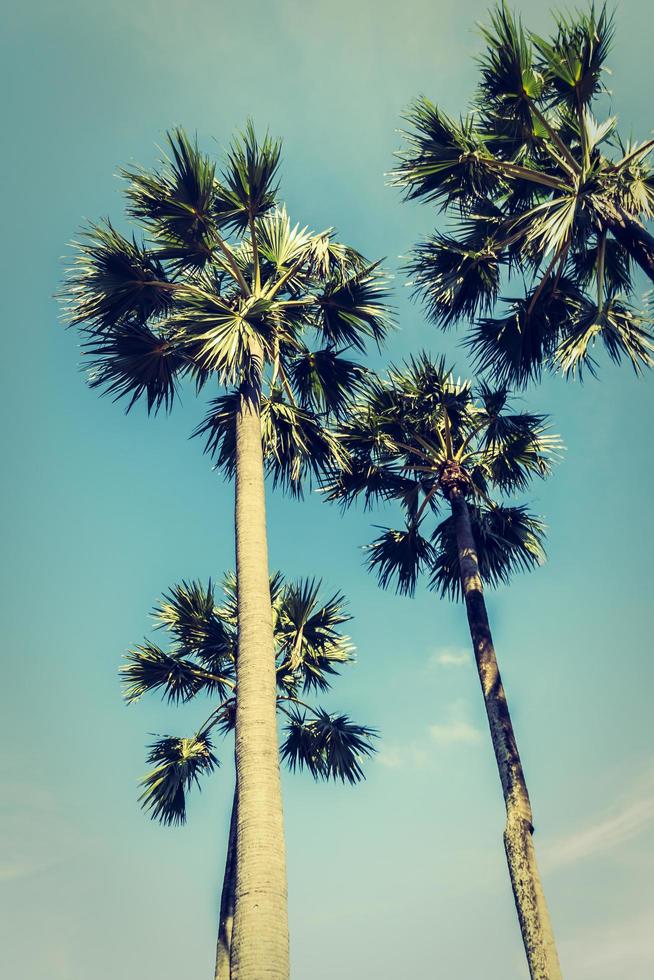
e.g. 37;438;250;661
325;354;560;596
64;124;392;491
122;574;376;825
392;3;654;386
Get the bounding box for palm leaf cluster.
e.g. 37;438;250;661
324;354;558;596
64;125;393;493
122;574;376;824
392;3;654;384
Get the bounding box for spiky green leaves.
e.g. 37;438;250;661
532;5;614;110
280;709;376;784
126;573;374;823
196;391;350;495
65;223;174;330
407;232;501;327
216;122;281;232
82;320;184;414
140;734;218;825
392;100;500;210
274;579;353;692
64;125;392;481
430;504;546;599
394;3;654;384
325;355;556;598
122;644;218;704
122;129;219;269
318;263;393;351
367;526;436;596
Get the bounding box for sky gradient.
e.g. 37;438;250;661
2;1;654;977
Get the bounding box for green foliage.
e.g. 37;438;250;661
279;708;377;784
63;124;393;481
139;735;218;826
430;504;546;599
124;573;374;824
392;2;654;383
325;355;557;599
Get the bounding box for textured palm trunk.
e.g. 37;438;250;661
230;349;290;980
607;207;654;283
450;491;562;980
214;785;238;980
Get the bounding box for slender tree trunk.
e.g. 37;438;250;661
214;784;238;980
607;207;654;283
230;346;290;980
450;491;562;980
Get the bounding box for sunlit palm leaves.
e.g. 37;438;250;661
392;3;654;383
430;505;546;599
126;574;374;824
65;222;174;330
325;354;558;598
279;708;377;784
139;735;218;826
63;125;392;494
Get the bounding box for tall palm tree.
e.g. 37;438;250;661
325;354;562;980
392;2;654;386
63;125;391;979
122;573;376;980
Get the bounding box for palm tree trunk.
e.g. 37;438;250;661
450;491;562;980
607;207;654;283
230;346;290;980
214;784;238;980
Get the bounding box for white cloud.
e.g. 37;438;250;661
543;780;654;871
429;646;469;668
428;700;483;746
376;746;403;769
561;908;654;980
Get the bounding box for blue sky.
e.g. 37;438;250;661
2;1;654;977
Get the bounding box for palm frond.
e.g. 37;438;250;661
407;232;501;326
317;263;393;352
366;525;436;596
279;708;376;784
64;222;174;331
215;122;281;232
391;99;500;209
139;734;218;825
155;579;236;674
121;642;210;704
430;503;546;599
288;347;367;416
173;293;275;385
555;298;654;376
532;4;615;110
476;3;542;147
121;128;218;268
81;319;184;414
261;394;350;496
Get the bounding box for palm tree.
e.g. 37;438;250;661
392;2;654;386
325;354;562;980
121;573;376;980
63;125;391;979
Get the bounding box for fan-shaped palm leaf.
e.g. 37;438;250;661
429;504;546;600
139;734;218;825
64;222;174;331
82;319;184;414
279;708;376;784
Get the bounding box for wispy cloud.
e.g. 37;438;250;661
543;775;654;870
428;700;483;746
561;908;654;979
429;646;469;669
376;743;429;770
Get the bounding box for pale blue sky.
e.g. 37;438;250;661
2;1;653;978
